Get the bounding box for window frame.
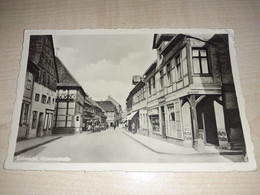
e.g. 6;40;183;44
159;70;164;89
31;111;38;129
175;54;182;81
35;93;40;101
192;47;210;75
166;63;173;85
41;95;47;104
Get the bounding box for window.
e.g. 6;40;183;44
47;75;50;86
20;103;30;125
47;96;51;104
192;48;209;74
32;111;38;129
148;80;151;95
160;70;164;89
157;47;163;61
41;95;47;104
26;72;33;90
35;93;40;101
42;71;46;85
150;115;160;132
170;112;175;121
182;47;188;75
152;76;155;89
52;98;55;104
167;63;172;85
176;55;182;80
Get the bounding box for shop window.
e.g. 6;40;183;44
150;115;160;132
35;93;40;101
192;48;209;74
20;103;29;125
31;111;38;129
170;112;175;121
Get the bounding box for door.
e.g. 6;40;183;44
37;112;44;137
198;112;207;142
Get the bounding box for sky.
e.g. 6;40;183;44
53;34;157;110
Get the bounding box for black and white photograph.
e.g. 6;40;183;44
4;29;256;171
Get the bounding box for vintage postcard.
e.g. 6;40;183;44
4;29;256;171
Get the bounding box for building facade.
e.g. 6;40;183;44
106;96;122;126
53;57;86;134
126;81;148;134
18;35;58;140
96;101;117;127
83;96;106;131
126;33;245;151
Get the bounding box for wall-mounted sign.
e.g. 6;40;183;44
57;94;76;101
158;97;166;103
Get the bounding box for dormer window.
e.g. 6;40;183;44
192;48;209;74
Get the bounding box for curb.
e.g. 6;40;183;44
122;131;172;155
14;136;62;156
122;131;243;156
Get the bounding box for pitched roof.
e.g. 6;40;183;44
96;101;116;112
28;35;48;65
55;57;80;87
85;97;105;112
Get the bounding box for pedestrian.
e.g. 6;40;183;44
114;123;116;130
132;122;135;134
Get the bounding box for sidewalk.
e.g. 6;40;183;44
121;130;198;155
15;135;62;156
121;129;243;155
14;130;97;156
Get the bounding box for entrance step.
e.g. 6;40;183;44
204;144;220;154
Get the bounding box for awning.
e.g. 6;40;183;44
126;111;139;120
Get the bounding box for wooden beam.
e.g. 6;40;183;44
195;95;206;106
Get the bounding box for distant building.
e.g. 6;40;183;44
53;57;86;134
18;35;58;140
83;96;106;131
96;101;117;127
125;81;147;134
106;96;122;126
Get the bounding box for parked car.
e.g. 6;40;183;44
99;123;106;130
93;125;100;132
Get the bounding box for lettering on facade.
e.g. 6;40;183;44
57;94;76;101
158;97;166;103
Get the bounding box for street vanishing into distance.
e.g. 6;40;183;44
14;128;244;163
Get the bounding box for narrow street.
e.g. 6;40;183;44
14;128;243;163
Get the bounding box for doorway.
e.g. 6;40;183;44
196;97;219;146
161;106;166;139
37;112;44;137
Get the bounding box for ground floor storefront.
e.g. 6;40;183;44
18;101;55;140
137;94;236;151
